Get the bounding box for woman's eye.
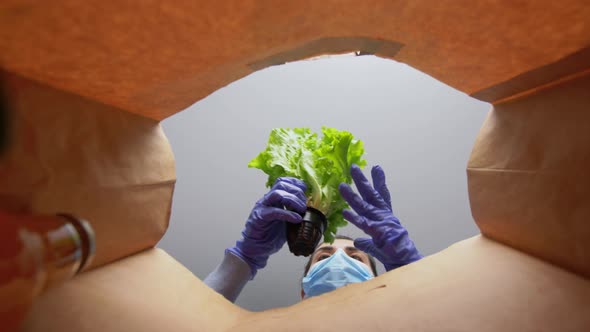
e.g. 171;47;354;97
317;254;330;261
352;256;363;262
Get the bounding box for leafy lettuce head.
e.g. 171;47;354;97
248;127;366;243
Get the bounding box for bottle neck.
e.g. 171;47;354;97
1;212;96;292
0;212;95;329
37;214;95;290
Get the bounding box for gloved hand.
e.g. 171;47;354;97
339;164;422;271
226;177;307;278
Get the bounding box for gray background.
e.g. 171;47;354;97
157;55;490;311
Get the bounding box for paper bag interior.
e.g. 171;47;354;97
0;1;588;331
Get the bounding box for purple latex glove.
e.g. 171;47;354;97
226;177;307;278
339;164;423;271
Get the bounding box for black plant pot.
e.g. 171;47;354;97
286;207;327;257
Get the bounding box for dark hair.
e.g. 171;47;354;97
302;234;378;277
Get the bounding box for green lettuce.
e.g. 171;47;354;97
248;127;366;243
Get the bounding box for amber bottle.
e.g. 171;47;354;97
0;212;95;331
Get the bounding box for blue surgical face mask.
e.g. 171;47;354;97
302;249;374;298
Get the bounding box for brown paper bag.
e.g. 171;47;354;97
0;73;176;269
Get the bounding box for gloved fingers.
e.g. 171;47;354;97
273;177;307;192
263;190;307;214
371;165;392;209
270;181;307;204
342;209;371;233
353;237;377;255
257;206;303;224
339;183;377;219
350;164;389;210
